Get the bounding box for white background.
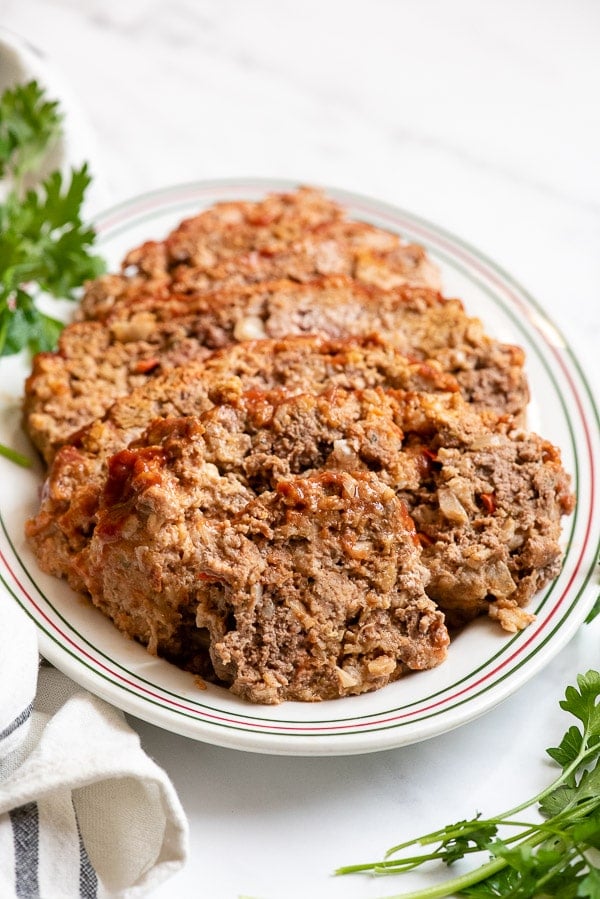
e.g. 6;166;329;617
1;2;599;897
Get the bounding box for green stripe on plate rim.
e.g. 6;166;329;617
1;505;573;726
1;538;597;738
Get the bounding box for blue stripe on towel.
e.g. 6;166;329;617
10;801;40;898
0;703;33;742
77;813;98;898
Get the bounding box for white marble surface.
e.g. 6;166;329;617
1;1;599;896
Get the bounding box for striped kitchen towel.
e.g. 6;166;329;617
0;599;188;898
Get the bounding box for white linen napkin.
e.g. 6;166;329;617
0;30;189;898
0;597;189;899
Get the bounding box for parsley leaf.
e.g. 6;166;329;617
0;82;105;359
578;866;600;899
434;818;499;865
0;163;104;316
547;725;586;768
1;288;64;356
585;594;600;625
0;80;61;182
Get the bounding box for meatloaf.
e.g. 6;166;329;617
24;274;526;463
25;335;460;590
20;185;575;706
81;444;449;703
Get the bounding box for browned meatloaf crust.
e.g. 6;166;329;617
25;335;460;591
24;274;526;463
80;445;449;703
78;188;440;322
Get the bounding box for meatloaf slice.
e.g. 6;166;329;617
25;335;458;589
81;450;448;703
24;317;214;465
139;390;574;628
78;191;440;322
76;387;572;633
408;430;575;630
24;274;525;463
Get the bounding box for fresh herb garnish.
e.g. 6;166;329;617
585;594;600;626
0;80;61;182
0;162;104;355
0;442;32;468
0;80;104;357
0;80;105;466
336;670;600;898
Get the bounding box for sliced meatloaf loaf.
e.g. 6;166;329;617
25;335;459;589
24;274;526;463
81;449;449;703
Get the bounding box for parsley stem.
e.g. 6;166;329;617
375;856;509;899
0;443;32;467
377;830;552;899
499;739;599;821
0;313;8;356
336;822;543;877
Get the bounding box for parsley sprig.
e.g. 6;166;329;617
336;670;600;898
0;80;105;466
0;80;61;182
0;80;105;357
